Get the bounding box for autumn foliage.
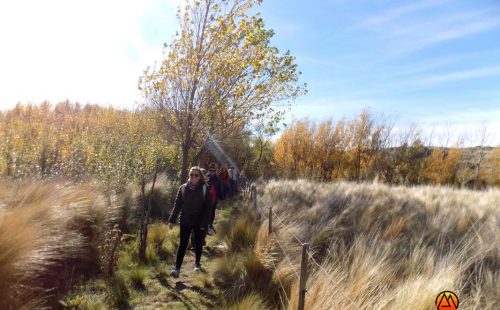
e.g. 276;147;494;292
0;102;178;188
273;111;497;187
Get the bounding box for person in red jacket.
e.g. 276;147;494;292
168;166;212;277
207;163;224;235
219;166;229;199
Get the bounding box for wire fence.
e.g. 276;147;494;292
269;256;294;309
248;183;359;310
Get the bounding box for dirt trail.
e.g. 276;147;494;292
132;238;224;309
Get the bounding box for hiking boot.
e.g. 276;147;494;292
170;268;180;278
193;264;201;272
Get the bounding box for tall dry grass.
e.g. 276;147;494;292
0;179;121;309
254;180;500;309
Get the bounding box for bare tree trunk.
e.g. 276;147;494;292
194;144;207;167
139;162;160;261
138;177;147;260
180;143;190;184
474;150;485;188
39;142;47;177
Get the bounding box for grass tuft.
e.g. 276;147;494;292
226;210;258;252
223;292;270;310
125;265;149;290
106;273;130;308
0;179;118;308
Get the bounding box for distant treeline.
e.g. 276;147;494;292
0;102;179;189
273;113;499;187
1;102;498;188
0;102;264;188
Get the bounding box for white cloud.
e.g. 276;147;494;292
0;0;180;110
416;66;500;85
360;0;450;27
358;5;500;56
400;18;500;53
387;50;500;78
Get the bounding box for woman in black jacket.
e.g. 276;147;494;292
168;166;212;277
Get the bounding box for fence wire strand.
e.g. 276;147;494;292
250;185;360;309
272;232;301;280
271;208;304;246
269;258;293;309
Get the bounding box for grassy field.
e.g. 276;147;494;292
1;178;498;309
251;180;499;309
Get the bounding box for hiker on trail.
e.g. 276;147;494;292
200;168;207;178
227;167;234;196
189;168;210;250
239;170;247;193
207;163;224;235
219;166;230;199
168;166;212;277
232;167;240;194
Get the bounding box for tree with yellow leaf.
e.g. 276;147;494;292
139;0;306;181
273;119;315;179
487;147;500;186
421;147;462;185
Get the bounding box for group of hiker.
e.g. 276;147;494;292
167;163;241;277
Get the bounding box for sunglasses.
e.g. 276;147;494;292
190;173;200;177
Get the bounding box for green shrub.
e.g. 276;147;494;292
214;250;275;303
148;223;168;251
106;273;129;308
145;243;159;265
227;215;257;252
126;265;149;290
192;272;213;289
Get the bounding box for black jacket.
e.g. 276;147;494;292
168;182;212;227
208;174;224;201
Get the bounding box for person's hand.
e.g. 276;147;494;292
168;223;174;230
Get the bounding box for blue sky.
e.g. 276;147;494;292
256;0;500;145
0;0;499;145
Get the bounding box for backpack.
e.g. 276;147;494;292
181;183;207;201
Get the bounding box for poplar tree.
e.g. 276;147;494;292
139;0;305;181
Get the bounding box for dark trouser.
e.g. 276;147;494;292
209;201;217;226
175;225;204;270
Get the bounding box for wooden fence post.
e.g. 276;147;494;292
298;243;309;310
268;206;272;235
